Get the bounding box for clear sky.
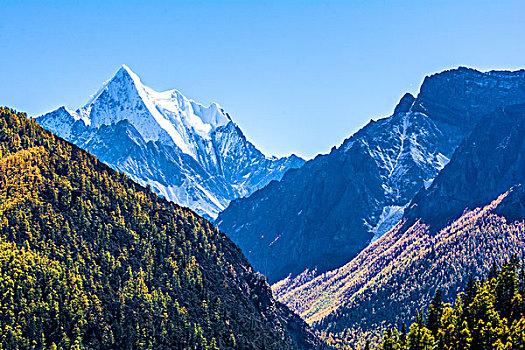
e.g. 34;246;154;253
1;0;524;159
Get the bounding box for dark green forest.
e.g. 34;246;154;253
0;107;316;350
378;258;525;349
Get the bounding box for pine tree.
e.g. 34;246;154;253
426;290;443;335
464;273;478;307
407;311;435;350
489;261;500;281
495;261;517;320
456;321;472;350
399;323;408;350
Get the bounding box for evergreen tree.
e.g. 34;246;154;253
464;273;478;307
426;290;443;335
399;324;408;350
495;261;517;320
489;261;500;281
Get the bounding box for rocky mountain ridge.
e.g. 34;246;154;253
273;103;525;348
218;67;525;283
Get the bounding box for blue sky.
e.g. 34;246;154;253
1;0;524;159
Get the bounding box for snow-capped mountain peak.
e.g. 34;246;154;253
36;65;304;219
77;65;233;159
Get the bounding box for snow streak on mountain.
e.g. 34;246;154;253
36;65;304;219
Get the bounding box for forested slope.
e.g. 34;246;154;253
378;258;525;349
0;107;320;350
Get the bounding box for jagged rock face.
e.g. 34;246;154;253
217;67;525;283
494;183;525;223
217;106;453;283
414;67;525;128
273;104;525;347
407;103;525;230
36;66;304;219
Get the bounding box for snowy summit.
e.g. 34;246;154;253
37;65;304;219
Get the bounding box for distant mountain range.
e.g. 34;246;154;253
217;67;525;283
274;103;525;347
36;65;304;219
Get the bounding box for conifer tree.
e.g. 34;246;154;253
426;290;443;335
